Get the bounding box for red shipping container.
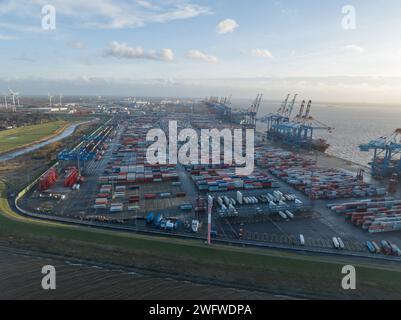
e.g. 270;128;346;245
38;169;58;191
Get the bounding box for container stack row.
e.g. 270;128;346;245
328;198;401;233
273;166;386;200
190;167;278;192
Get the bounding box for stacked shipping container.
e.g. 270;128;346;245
255;146;385;200
64;167;79;188
38;168;58;191
189;166;278;192
328;198;401;233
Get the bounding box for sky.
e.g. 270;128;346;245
1;0;401;103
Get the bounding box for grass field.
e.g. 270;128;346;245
0;121;67;154
1;181;401;299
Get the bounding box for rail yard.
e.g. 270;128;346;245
9;100;401;261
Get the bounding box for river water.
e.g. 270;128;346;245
0;122;87;162
232;99;401;166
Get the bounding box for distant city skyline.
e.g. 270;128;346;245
1;0;401;103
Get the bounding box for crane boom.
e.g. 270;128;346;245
278;94;290;114
296;100;306;118
285;94;298;117
303;100;312;118
256;93;263;114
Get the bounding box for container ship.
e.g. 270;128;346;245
260;96;333;153
310;138;330;152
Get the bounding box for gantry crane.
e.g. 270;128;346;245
276;94;290;115
360;129;401;178
259;94;297;140
58;123;114;173
241;93;263;129
294;100;333;149
269;99;333;151
283;94;298;118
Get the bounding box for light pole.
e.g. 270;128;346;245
207;195;213;245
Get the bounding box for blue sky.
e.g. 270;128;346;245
1;0;401;102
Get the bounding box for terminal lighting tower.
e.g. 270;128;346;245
207;195;213;245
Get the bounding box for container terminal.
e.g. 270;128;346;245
8;97;401;261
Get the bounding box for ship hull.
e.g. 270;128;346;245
311;139;330;153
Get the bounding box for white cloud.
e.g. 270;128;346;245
251;49;273;58
149;4;211;25
342;45;365;54
187;50;218;63
136;0;160;10
216;19;239;34
161;48;175;61
0;34;17;40
105;42;174;62
67;40;86;49
0;0;212;30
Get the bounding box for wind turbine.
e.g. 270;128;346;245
8;88;17;105
8;88;19;111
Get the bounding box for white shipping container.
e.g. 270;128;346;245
223;196;230;206
299;234;305;246
237;191;243;205
337;237;345;249
332;237;340;249
279;211;288;220
285;210;294;219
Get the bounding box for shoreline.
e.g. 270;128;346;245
0;119;96;162
0;121;69;157
254;131;371;174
